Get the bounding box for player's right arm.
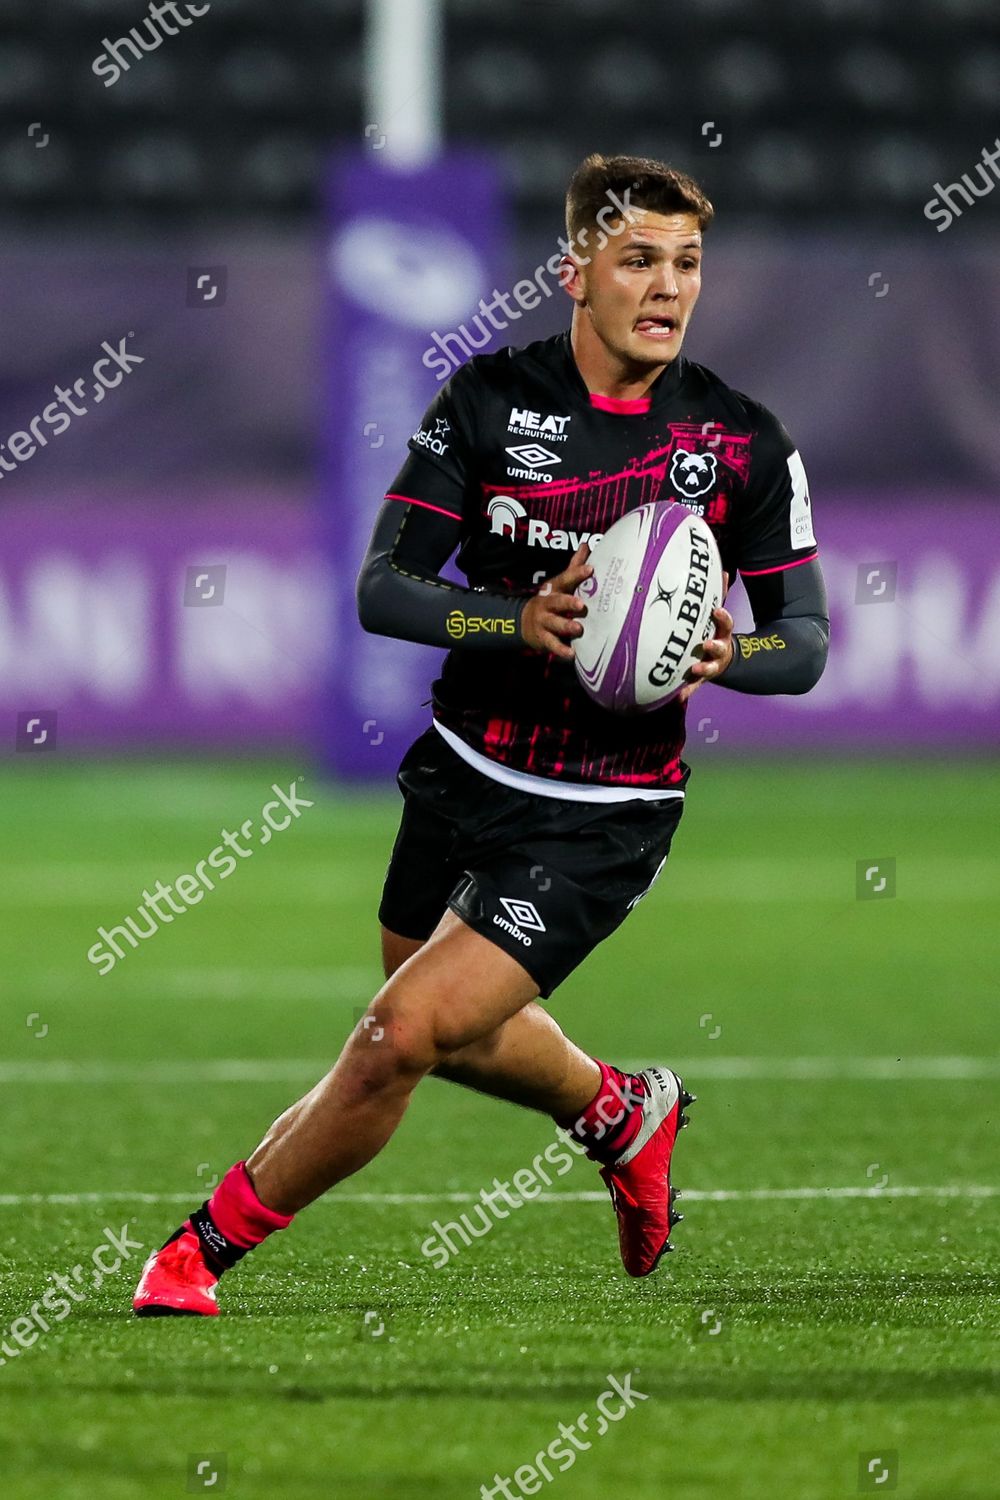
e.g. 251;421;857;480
712;402;829;694
356;372;590;656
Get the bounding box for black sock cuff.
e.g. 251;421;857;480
189;1202;252;1274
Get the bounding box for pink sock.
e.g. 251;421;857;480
206;1161;294;1248
557;1060;647;1161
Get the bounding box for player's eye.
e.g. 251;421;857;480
626;256;650;268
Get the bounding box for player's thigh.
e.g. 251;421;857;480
447;793;685;999
378;736;465;954
370;908;540;1058
381;925;424;980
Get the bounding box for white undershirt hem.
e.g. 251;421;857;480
432;720;686;804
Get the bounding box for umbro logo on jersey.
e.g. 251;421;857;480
505;443;561;468
508;407;571;442
493;897;546;947
505;442;561;481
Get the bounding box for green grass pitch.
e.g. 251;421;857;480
0;755;997;1499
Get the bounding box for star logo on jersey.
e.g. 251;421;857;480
412;424;450;456
434;419;451;437
669;448;718;500
505;443;561;469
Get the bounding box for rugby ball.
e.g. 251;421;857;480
573;501;723;713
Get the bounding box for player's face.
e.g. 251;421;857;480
570;212;703;370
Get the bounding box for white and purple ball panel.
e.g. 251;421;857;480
574;502;723;714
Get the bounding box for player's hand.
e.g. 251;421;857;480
520;544;593;661
677;572;734;704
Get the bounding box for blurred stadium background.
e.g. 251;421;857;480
1;5;998;1499
1;0;998;765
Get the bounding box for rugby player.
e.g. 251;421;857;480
134;154;829;1315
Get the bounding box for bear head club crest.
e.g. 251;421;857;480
669;448;719;500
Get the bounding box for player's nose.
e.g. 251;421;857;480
649;267;679;298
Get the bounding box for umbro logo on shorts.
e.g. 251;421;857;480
493;897;546;947
499;898;545;931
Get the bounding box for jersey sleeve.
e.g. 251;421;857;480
356;491;527;650
357;362;528;651
384;364;481;524
718;557;829;696
734;403;819;578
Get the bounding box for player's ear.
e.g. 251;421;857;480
561;254;587;306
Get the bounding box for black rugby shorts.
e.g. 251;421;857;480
378;726;686;998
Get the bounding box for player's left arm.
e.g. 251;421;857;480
689;405;830;696
714;557;829;695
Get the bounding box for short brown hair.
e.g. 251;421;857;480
565;153;714;243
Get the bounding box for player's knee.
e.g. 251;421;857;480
356;993;451;1078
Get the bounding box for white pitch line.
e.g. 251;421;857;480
632;1056;1000;1081
1;1057;998;1084
18;967;383;1005
0;1185;996;1209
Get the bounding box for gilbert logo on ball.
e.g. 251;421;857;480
573;502;722;714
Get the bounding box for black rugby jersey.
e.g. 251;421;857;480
380;331;819;790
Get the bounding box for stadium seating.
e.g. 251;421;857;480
0;0;995;224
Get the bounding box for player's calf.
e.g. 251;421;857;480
134;912;539;1316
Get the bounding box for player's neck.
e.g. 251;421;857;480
570;317;672;402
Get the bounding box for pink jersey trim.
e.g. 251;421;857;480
385;492;462;522
589;393;653;415
740;552;818;577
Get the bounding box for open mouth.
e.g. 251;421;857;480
634;316;678;338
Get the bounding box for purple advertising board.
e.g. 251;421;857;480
1;494;996;760
0;496;330;752
321;150;507;777
716;495;1000;750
